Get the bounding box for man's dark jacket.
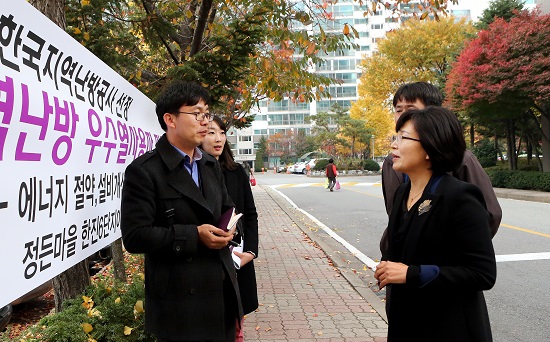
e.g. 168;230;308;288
121;134;243;340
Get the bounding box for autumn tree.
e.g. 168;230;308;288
446;10;550;172
350;94;394;157
64;0;361;128
354;15;475;111
267;130;295;161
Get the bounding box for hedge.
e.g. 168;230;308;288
486;170;550;192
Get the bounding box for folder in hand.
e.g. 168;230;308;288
217;207;243;232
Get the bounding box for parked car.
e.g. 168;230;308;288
296;158;328;174
277;164;287;173
0;304;13;332
286;163;296;173
290;161;307;174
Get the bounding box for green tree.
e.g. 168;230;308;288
255;136;267;172
339;117;373;158
476;0;525;30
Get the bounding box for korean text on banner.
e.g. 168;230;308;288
0;0;163;308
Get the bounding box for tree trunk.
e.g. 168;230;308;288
30;0;92;312
29;0;66;29
112;239;127;282
506;119;517;170
52;261;90;312
541;109;550;173
190;0;213;56
470;123;475;148
494;130;502;161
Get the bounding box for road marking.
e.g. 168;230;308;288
501;223;550;238
272;186;380;271
272;182;381;188
496;252;550;262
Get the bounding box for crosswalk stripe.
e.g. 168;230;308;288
272;182;381;188
496;252;550;262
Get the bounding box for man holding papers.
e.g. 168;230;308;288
121;82;242;342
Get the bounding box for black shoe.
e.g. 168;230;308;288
330;188;333;192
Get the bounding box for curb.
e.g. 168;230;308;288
493;187;550;204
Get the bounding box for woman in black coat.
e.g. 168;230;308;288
201;116;259;341
374;107;497;342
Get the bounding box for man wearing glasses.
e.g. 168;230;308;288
379;82;502;254
121;81;242;341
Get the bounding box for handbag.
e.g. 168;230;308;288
324;178;329;189
249;174;256;186
335;180;341;190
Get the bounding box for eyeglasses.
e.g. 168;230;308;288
177;111;213;122
392;133;421;144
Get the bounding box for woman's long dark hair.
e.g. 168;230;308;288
211;116;239;171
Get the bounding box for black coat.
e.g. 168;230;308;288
121;134;243;340
222;166;259;314
383;174;496;342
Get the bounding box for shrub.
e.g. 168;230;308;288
364;159;380;172
473;139;497;161
478;157;497;168
314;158;330;171
22;255;155;342
486;170;550;192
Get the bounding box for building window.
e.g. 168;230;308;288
329;86;357;98
239;149;252;155
333;5;353;17
254;129;267;135
322;72;357;83
354;18;368;25
239;136;252;142
371;24;384;30
334;59;356;70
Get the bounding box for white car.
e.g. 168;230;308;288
289;161;307;174
294;162;307;174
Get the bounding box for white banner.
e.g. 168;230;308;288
0;0;162;308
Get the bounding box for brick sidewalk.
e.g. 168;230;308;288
242;185;388;341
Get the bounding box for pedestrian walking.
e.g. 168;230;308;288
325;158;338;191
242;161;252;178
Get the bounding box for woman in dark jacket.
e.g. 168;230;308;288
374;107;497;342
201;116;259;341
